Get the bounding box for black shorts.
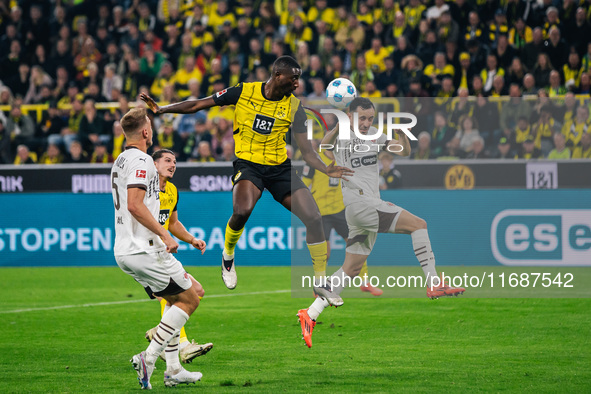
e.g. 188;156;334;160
322;210;349;240
232;158;307;202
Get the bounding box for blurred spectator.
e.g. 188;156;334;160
454;52;474;91
508;17;532;52
494;137;516;159
173;57;203;99
68;96;85;135
201;59;224;97
140;45;165;81
307;79;325;100
546;70;567;97
531;104;558;155
13;144;37;165
7;63;31;99
465;136;490;159
572;133;591;159
481;54;504;94
39;143;64;165
565;8;591;57
108;121;126;160
473;95;500;140
431;111;456;157
150;61;174;99
220;140;236;162
211;118;234;159
506;58;526;87
156;118;183;156
336;12;365;51
6;105;35;148
547;132;571;159
521;27;544;71
89;142;113;163
64;140;88;164
37;101;64;147
562;51;582;91
493;35;515;71
378;151;402;189
79;99;107;149
103;64;123;101
544;27;568;70
561;106;590;150
73;38;102;81
193;141;216;162
412;131;433;159
454;115;481;154
515;136;542;159
0;118;11;164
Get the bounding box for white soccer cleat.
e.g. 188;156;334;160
221;252;237;290
180;340;214;364
131;351;154;390
164;367;203;387
313;278;344;307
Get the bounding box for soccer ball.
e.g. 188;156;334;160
326;78;357;109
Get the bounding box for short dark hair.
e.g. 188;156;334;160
152;149;175;161
272;56;301;73
348;97;374;113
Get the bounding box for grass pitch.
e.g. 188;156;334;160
0;266;589;393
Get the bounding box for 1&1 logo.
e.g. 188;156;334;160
491;210;591;266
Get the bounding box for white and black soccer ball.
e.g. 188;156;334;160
325;78;357;109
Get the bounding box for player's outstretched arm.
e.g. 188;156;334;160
293;131;354;180
128;187;179;253
167;211;207;255
140;93;217;115
320;125;339;146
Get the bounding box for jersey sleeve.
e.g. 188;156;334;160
212;83;243;106
127;158;151;190
292;102;307;134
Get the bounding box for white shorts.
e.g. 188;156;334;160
115;250;192;298
345;198;404;255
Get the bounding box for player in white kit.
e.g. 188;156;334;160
298;98;465;348
111;108;203;389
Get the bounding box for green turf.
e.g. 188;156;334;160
0;266;590;393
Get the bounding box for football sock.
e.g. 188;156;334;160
411;229;438;283
308;297;329;321
330;267;350;296
165;332;182;373
308;241;328;278
160;298;188;346
223;221;244;257
145;305;189;365
359;261;369;285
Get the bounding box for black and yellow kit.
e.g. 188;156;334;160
158;181;178;230
213;82;308;201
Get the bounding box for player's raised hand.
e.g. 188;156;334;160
191;238;207;255
140;93;161;115
326;160;354;181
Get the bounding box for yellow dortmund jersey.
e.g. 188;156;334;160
158;181;178;231
301;153;344;216
212;82;307;165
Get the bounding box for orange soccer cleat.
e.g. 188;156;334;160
426;278;466;299
297;309;316;348
360;284;384;296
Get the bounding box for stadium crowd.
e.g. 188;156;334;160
0;0;590;165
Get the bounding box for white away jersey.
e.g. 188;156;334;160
111;147;166;255
334;126;387;206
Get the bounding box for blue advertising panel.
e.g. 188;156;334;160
1;190;590;267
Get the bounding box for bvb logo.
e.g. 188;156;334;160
444;165;475;189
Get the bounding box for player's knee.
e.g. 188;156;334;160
231;209;251;227
417;218;427;230
304;209;323;228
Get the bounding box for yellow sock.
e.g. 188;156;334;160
224;221;244;256
308;241;328;278
359;261;369;284
180;326;188;344
159;298;167;316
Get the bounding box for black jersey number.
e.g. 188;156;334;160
252;114;275;135
112;172;120;210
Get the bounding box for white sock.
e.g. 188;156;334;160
145;305;189;365
411;229;438;282
330;268;350;296
165;332;182;373
179;341;189;350
308;297;329;321
162;303;170;315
